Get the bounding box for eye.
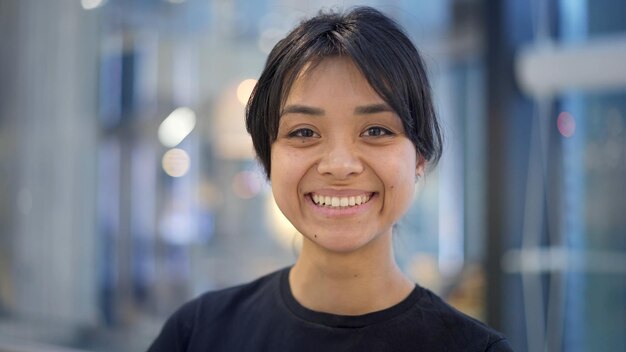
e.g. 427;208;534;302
288;128;318;138
362;126;393;137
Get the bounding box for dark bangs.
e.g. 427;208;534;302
246;6;443;178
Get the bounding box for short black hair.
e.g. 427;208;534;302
246;6;442;178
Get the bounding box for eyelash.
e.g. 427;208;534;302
362;126;394;137
286;126;394;139
288;128;318;138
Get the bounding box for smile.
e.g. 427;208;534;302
310;193;373;208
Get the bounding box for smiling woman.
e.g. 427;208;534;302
148;6;512;352
271;57;419;260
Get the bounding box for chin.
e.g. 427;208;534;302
305;231;378;254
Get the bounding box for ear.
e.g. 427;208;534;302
415;154;426;179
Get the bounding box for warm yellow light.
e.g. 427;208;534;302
158;107;196;147
236;79;257;106
162;148;190;177
267;195;301;252
81;0;106;10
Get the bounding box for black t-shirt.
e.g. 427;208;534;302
148;267;513;351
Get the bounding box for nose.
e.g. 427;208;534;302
316;139;364;179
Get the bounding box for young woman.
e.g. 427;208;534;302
149;6;512;351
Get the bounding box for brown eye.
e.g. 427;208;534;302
288;128;317;138
363;126;393;137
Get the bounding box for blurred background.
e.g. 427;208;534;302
0;0;624;351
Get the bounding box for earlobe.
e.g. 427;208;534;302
415;155;426;179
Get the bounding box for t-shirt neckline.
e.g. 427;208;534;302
279;267;421;329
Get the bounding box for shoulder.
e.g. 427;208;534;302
147;267;286;352
408;286;513;351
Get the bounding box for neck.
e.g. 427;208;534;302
289;232;414;316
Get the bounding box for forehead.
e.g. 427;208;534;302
283;56;383;105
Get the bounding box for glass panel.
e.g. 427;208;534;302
561;90;626;351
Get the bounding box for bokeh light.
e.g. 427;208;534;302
267;195;301;251
212;83;255;159
258;28;284;54
81;0;106;10
158;107;197;148
236;79;257;106
557;111;576;138
232;170;262;199
162;148;190;177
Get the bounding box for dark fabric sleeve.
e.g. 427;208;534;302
146;300;196;352
485;338;514;352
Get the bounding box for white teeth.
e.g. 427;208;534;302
311;193;372;208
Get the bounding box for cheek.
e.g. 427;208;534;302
382;149;417;209
271;149;302;182
270;147;307;206
387;166;415;198
382;144;417;177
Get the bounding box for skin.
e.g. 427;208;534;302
270;56;425;315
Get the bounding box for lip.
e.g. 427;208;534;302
304;191;377;217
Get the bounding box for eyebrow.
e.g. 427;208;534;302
281;103;393;117
354;103;393;115
281;105;324;116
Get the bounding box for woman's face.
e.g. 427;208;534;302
270;56;423;254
